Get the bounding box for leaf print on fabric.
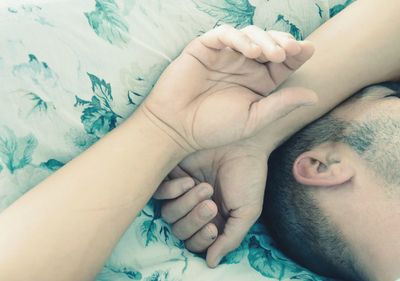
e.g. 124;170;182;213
85;0;130;46
290;272;323;281
144;271;177;281
274;15;303;40
96;266;142;281
65;128;98;151
7;7;18;13
0;127;38;174
26;92;56;114
139;199;172;246
13;54;59;88
123;269;142;280
141;217;158;246
246;225;324;280
40;159;64;171
247;236;285;279
192;0;255;28
121;63;167;109
159;224;171;243
127;90;143;107
315;3;323;18
74;73;122;138
329;0;354;17
6;5;53;26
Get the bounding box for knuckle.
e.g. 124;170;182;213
161;188;174;199
171;224;185;240
161;206;174;224
195;183;213;200
204;224;218;238
185;240;203;253
237;32;250;42
197;200;217;218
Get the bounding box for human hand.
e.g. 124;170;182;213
155;141;268;267
153;25;316;267
140;25;316;153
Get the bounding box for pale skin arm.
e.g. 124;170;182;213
0;113;186;281
269;0;400;145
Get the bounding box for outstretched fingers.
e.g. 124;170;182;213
196;25;309;65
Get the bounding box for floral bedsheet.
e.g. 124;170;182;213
0;0;353;280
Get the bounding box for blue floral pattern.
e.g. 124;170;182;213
0;0;352;280
192;0;255;28
85;0;130;46
74;73;122;138
0;127;38;174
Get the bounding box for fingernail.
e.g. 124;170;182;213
272;44;282;51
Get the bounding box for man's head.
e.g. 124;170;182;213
262;82;400;281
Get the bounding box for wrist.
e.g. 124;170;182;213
242;131;279;156
127;107;192;162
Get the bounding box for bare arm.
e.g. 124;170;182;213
269;0;400;146
0;112;185;281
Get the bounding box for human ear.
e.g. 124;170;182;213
293;147;354;187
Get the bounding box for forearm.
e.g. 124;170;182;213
0;111;185;281
270;0;400;145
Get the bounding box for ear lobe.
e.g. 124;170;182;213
293;150;354;187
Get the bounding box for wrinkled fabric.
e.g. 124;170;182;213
0;0;353;280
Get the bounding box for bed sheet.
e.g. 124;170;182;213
0;0;353;280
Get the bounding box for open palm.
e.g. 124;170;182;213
143;25;315;151
153;25;315;267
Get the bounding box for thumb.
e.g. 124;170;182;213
245;87;317;135
206;207;260;268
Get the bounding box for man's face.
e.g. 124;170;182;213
305;85;400;277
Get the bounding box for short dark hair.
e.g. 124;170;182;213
261;115;358;280
261;82;400;280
